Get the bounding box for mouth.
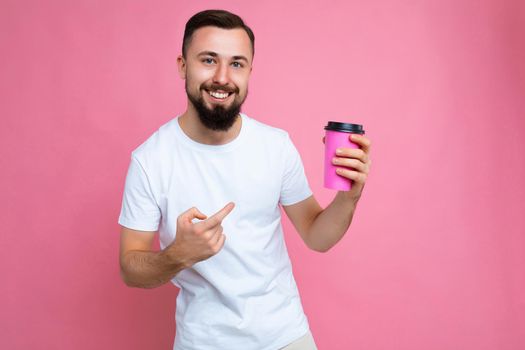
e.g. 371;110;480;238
205;89;234;103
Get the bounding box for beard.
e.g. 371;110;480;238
186;80;247;132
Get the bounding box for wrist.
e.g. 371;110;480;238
336;190;360;205
160;243;191;270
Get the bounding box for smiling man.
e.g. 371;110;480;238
182;24;250;133
118;9;371;350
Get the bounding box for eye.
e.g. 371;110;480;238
231;61;243;68
202;58;215;64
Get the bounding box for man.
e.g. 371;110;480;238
118;9;371;350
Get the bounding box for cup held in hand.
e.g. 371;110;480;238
324;121;365;191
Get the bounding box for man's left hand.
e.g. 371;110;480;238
322;134;372;201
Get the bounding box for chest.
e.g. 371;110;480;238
159;146;283;237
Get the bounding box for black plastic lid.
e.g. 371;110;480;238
324;121;365;134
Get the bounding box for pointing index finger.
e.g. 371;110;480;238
197;202;235;230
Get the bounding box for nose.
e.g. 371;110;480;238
212;62;229;86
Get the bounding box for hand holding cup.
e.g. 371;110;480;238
323;121;372;199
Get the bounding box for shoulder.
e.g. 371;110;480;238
130;117;179;166
242;113;290;145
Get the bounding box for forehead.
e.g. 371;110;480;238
187;26;252;60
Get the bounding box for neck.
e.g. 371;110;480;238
178;105;242;145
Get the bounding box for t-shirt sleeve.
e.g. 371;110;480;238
279;133;313;206
118;155;161;231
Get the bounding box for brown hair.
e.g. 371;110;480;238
182;9;255;58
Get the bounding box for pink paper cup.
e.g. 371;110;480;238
324;121;365;191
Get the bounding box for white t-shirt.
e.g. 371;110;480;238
118;113;314;350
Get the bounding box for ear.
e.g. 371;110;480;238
177;55;186;80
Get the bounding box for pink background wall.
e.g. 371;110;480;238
1;0;524;349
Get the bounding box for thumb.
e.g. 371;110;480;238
182;206;208;223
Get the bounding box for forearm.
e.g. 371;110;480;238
120;248;189;289
307;191;359;252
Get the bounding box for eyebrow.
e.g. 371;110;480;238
197;51;249;63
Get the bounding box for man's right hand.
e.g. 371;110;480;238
165;202;236;267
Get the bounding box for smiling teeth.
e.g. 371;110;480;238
209;91;229;99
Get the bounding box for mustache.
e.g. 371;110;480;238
203;83;239;94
